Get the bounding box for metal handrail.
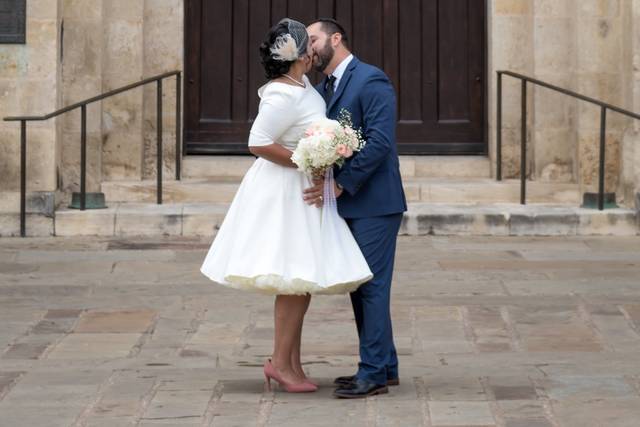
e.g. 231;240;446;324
496;70;640;210
3;70;182;237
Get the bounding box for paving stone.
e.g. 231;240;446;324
0;405;83;427
2;342;50;359
622;304;640;329
551;398;640;427
504;419;552;427
46;333;143;359
485;377;537;400
376;399;425;426
44;309;83;319
142;389;213;420
496;400;548;419
0;262;38;274
74;309;156;333
588;310;640;352
424;375;486;401
187;322;244;346
267;401;366;426
0;284;91;297
1;236;640;424
1;382;99;408
535;375;636;401
428;401;496;426
209;401;261;426
31;317;77;334
85;417;138;427
0;371;23;398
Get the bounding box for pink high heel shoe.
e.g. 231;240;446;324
304;378;319;387
264;360;318;393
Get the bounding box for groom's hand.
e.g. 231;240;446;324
303;180;324;208
303;179;343;208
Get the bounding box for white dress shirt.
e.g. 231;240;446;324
330;54;354;91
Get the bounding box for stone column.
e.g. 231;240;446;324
0;0;60;194
141;0;183;180
489;0;535;179
60;0;104;197
531;0;577;183
621;0;640;207
575;0;626;196
101;0;145;181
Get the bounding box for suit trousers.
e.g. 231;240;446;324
346;213;403;385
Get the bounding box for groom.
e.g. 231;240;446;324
304;18;407;398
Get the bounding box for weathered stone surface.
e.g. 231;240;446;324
46;333;143;359
74;309;156;333
429;401;496;426
56;207;117;237
1;235;640;425
115;203;182;236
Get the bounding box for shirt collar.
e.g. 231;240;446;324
331;54;354;84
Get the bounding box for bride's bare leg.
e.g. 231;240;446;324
291;294;311;378
272;295;308;384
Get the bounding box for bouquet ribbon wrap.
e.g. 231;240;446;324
319;167;351;287
322;167;338;217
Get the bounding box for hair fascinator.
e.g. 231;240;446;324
270;34;299;61
270;18;309;62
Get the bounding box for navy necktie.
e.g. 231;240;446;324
324;75;337;105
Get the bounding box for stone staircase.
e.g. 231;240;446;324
2;156;638;237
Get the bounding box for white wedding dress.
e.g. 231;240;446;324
200;75;373;295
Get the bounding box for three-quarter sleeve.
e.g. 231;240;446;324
248;85;298;147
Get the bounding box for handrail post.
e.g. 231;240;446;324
80;105;87;211
176;72;182;181
20;120;26;237
520;79;527;205
157;79;163;205
598;107;607;211
496;72;503;181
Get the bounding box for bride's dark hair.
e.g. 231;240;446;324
259;21;305;79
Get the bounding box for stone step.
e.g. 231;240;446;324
101;178;581;205
182;155;492;179
50;202;638;237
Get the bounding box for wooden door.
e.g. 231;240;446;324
184;0;486;154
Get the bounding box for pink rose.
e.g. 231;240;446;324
336;144;353;158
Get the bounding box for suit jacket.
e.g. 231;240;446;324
316;56;407;219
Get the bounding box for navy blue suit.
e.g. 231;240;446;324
316;57;407;385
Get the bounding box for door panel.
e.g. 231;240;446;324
185;0;487;155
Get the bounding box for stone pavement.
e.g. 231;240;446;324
0;236;640;427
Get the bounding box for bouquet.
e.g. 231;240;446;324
291;109;366;177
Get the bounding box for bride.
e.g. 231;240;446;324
200;19;372;393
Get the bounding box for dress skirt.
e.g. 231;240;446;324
200;158;373;295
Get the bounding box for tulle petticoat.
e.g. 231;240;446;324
200;158;373;295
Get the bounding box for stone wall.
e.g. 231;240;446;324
1;0;638;209
58;0;183;200
491;0;638;206
0;0;60;194
621;0;640;207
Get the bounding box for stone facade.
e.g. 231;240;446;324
0;0;181;205
491;0;640;206
0;0;60;194
1;0;639;209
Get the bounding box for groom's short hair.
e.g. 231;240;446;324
312;18;350;49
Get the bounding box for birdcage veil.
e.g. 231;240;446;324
270;18;309;61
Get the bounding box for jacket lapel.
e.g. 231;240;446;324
327;56;360;112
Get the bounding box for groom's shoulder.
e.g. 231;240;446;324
353;59;390;84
